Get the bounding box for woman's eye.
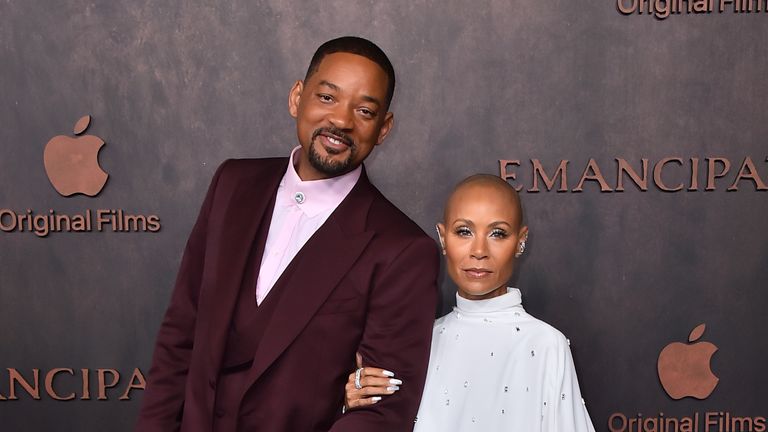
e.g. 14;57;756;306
490;229;508;238
455;227;472;237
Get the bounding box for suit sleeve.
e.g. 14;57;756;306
135;161;228;432
330;235;439;432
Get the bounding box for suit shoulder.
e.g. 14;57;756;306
366;185;430;240
215;157;287;179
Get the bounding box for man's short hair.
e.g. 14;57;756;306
305;36;396;111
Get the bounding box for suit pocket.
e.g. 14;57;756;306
315;296;362;316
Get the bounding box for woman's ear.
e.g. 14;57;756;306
435;223;447;255
516;226;529;258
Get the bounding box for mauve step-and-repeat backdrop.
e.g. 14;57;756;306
1;1;766;431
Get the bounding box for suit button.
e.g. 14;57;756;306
209;378;216;389
215;408;225;418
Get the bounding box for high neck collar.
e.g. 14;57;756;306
455;287;523;314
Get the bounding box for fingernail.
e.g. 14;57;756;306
382;370;395;377
372;396;382;403
386;386;400;392
389;379;403;385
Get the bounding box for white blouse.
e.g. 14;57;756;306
414;288;596;432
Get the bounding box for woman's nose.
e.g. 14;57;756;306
470;237;489;260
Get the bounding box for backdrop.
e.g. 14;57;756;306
1;1;766;431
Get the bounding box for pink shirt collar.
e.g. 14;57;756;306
278;146;362;217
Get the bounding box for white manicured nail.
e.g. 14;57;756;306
387;386;400;391
372;396;382;403
382;370;395;377
389;379;403;385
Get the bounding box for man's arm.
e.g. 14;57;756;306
135;161;227;432
331;235;439;431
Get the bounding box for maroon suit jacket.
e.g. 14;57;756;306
136;158;439;431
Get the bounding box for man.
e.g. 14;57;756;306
136;36;439;432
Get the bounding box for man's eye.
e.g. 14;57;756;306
318;94;333;102
490;229;508;238
358;108;376;118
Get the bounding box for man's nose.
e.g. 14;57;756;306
328;104;354;130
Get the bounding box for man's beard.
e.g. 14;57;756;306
308;127;357;176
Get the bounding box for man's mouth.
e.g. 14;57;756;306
326;134;346;145
313;128;354;154
323;134;348;148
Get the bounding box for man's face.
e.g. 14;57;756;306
289;52;394;180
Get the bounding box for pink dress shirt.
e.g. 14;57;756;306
255;146;362;305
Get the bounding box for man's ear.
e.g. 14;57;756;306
288;80;304;118
375;112;394;145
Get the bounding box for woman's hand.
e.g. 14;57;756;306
344;353;402;409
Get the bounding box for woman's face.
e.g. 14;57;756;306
438;181;528;300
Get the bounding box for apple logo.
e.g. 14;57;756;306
43;115;108;197
657;323;719;400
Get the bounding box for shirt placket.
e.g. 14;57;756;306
255;204;304;305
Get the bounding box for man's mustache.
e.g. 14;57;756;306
312;127;356;148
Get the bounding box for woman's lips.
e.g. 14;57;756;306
463;268;492;279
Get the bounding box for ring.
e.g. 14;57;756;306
354;367;363;390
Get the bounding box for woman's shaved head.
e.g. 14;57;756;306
443;174;523;229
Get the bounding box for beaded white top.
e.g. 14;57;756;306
414;288;596;432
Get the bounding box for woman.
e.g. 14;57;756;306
345;174;596;431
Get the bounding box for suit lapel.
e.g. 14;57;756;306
240;170;377;393
205;158;286;372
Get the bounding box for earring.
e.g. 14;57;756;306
435;224;446;255
515;237;527;258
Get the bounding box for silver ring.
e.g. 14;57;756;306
354;367;363;390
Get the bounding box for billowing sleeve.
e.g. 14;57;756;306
551;336;596;432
